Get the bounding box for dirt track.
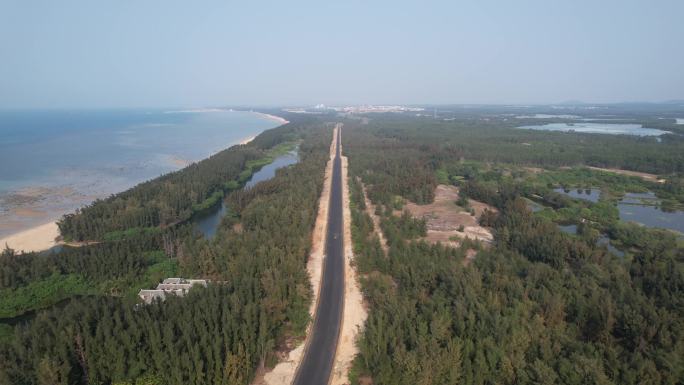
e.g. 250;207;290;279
359;180;389;255
587;166;666;183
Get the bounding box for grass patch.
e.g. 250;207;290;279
0;324;14;345
0;274;95;318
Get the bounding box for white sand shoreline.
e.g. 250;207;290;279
239;135;257;145
253;112;290;125
0;221;60;253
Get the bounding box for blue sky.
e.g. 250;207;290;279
1;0;682;108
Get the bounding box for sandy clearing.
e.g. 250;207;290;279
403;184;495;245
463;248;479;267
259;124;337;385
524;166;544;174
587;166;666;183
330;136;367;385
0;221;60;252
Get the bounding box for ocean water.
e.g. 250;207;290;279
0;109;279;238
517;122;670;136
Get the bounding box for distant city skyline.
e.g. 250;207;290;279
1;0;683;108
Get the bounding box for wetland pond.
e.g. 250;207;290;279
554;188;601;203
193;148;299;238
517;122;670;136
553;189;684;235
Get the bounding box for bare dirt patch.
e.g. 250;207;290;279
403;184;495;247
587;166;666;183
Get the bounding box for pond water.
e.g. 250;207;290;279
526;199;544;212
516;114;580;119
193;149;299;239
517;122;670;136
556;224;626;257
554;188;684;234
597;235;625;257
618;201;684;235
558;224;577;234
554;188;601;203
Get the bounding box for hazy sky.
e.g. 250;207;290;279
1;0;683;108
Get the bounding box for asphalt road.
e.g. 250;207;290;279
293;126;345;385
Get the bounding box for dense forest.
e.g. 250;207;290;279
0;115;333;385
344;114;683;385
1;109;683;384
346;114;684;176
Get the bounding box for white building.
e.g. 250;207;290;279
138;278;209;304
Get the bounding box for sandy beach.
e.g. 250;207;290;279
255;112;290;125
239;135;257;145
0;221;60;253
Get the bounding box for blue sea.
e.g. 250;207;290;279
0;109;279;237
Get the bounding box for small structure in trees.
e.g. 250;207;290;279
138;278;208;304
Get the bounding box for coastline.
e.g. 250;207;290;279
0;222;60;253
239;135;257;145
254;112;290;125
0;110;290;253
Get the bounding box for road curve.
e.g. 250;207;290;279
293;125;345;385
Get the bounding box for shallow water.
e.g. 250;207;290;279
516;114;580;119
0;109;278;238
558;224;577;234
517;122;669;136
597;235;625;257
618;202;684;234
194;149;299;239
526;199;544;212
554;188;601;203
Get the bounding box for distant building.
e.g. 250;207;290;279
138;278;208;304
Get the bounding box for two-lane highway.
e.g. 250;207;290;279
293;125;345;385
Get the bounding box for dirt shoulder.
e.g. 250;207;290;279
330;141;368;385
258;125;337;385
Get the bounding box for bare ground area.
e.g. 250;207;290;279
587;166;666;183
256;126;337;385
330;153;368;385
403;184;495;250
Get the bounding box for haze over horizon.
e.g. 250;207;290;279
1;0;683;109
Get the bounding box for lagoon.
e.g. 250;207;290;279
554;188;601;203
194;148;299;239
518;122;670;136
